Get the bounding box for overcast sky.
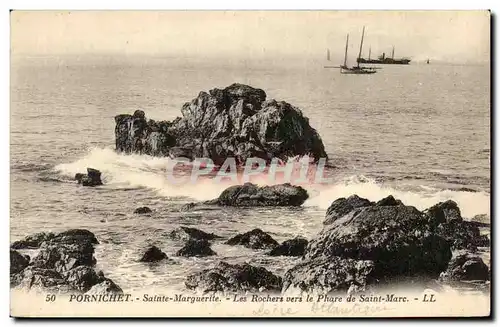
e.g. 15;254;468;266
11;11;490;63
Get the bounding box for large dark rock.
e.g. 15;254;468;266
11;232;56;249
75;168;103;186
176;239;217;257
86;278;123;295
10;229;121;294
267;237;308;257
424;200;490;250
115;84;327;165
439;251;489;281
324;195;373;225
213;183;309;207
169;226;221;242
185;261;282;293
226;228;279;250
11;250;30;274
140;246;168;262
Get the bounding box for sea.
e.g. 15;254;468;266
10;54;491;292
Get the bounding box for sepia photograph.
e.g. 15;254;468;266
9;10;491;317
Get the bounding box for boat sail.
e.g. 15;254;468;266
340;26;377;74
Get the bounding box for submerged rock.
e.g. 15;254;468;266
75;168;103;187
185;261;282;293
134;207;152;214
115;84;327;165
267;237;308;257
226;228;279;250
176;239;217;257
213;183;308;207
140;246;168;262
169;226;221;242
439;251;489;281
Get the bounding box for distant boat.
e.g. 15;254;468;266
357;45;411;65
426;58;430;64
339;26;378;74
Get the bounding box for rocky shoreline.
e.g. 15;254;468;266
10;186;490;296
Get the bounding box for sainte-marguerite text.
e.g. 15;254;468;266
143;294;221;303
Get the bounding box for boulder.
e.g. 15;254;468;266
283;256;376;294
51;229;99;245
169;226;221;242
176;239;217;257
11;232;56;249
267;237;308;257
324;195;373;225
64;266;102;292
140;246;168;262
85;279;124;295
439;251;489;281
134;207;152;214
11;250;30;274
185;261;282;293
75;168;103;186
213;183;309;207
226;228;279;250
115;84;327;165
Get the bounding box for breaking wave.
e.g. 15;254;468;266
54;147;490;218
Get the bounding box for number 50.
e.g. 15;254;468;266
45;294;56;302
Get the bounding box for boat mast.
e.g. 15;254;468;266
357;26;365;68
391;46;395;60
343;34;349;67
327;49;331;61
368;47;371;60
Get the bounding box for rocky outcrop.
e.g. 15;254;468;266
439;251;489;281
134;207;152;214
169;226;221;242
115;84;327;165
75;168;103;187
185;261;282;293
267;237;308;257
176;239;217;257
10;229;121;294
140;246;168;262
226;228;279;250
424;200;490;250
11;232;56;249
11;250;30;274
211;183;308;207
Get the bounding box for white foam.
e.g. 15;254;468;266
54;148;490;218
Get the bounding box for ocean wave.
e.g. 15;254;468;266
53;147;491;218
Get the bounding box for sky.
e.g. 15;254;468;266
10;11;491;63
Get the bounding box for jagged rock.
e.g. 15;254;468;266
267;237;308;257
134;207;152;214
10;229;121;294
324;195;373;225
424;200;490;250
471;214;489;224
75;168;103;186
283;256;376;294
115;84;327;165
85;279;123;295
226;228;279;250
307;204;452;278
213;183;308;207
439;251;489;281
11;250;30;274
140;246;168;262
11;232;56;249
179;203;196;212
185;261;282;293
169;226;221;242
375;195;403;206
176;239;217;257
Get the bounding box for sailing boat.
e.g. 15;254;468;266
339;27;377;74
